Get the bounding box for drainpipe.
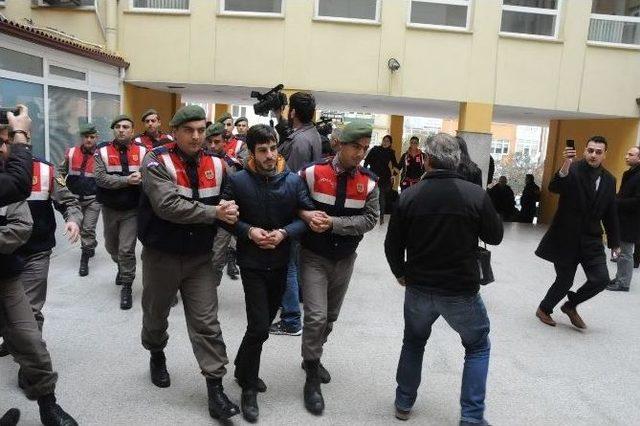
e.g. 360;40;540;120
105;0;118;52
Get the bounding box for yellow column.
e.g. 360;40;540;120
458;102;493;134
214;104;230;121
389;115;404;188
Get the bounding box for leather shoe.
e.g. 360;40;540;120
38;395;78;426
206;379;239;420
150;351;170;388
561;302;586;329
303;360;325;415
241;390;259;423
535;308;556;327
0;408;20;426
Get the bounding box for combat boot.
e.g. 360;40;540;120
226;247;239;280
206;378;239;420
303;360;325;415
78;251;89;277
150;350;170;388
38;394;78;426
120;283;132;310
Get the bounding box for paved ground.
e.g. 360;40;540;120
1;219;639;425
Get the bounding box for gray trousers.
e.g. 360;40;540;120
211;228;235;287
0;275;57;399
300;247;357;361
80;199;101;251
141;247;228;379
102;206;137;283
615;241;635;289
19;250;51;331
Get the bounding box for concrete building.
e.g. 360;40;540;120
1;0;639;222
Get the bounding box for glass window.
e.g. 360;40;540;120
0;47;43;77
409;0;470;29
132;0;189;11
91;93;120;145
491;139;510;161
589;0;640;46
48;86;88;165
0;78;45;159
317;0;378;21
37;0;95;6
222;0;283;15
49;65;86;81
500;0;560;37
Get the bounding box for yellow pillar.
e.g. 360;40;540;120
390;115;404;188
214;104;230;121
458;102;493;134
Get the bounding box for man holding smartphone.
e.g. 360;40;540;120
535;136;620;329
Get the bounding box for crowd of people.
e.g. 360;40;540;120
0;91;638;426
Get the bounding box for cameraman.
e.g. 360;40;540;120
274;92;322;173
0;105;33;205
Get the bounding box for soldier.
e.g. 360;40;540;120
138;105;240;420
94;114;147;310
204;122;244;288
57;123;101;276
1;128;78;425
134;109;174;150
0;141;81;339
297;121;379;415
234;116;249;142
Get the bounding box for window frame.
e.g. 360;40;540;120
588;10;640;48
218;0;285;18
128;0;190;14
499;0;563;41
406;0;473;33
313;0;381;25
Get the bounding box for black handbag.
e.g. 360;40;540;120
476;243;494;286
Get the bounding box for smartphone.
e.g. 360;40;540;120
566;139;575;149
0;107;20;125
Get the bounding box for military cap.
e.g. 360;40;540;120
205;122;225;139
216;112;233;123
110;114;134;129
340;120;373;144
234;116;248;126
79;123;97;135
169;105;207;127
141;108;159;122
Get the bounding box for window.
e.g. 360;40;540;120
315;0;380;23
220;0;283;16
0;47;44;77
49;65;86;81
589;0;640;46
500;0;561;38
91;93;120;145
131;0;189;11
491;139;510;161
48;86;88;165
36;0;95;7
0;78;45;158
232;105;248;117
408;0;471;30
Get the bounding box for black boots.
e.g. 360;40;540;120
303;360;325;415
120;284;132;310
206;378;240;420
78;251;89;277
226;247;239;280
38;394;78;426
241;389;259;423
301;360;331;383
0;408;20;426
150;351;171;388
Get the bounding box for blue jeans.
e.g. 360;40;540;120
396;287;491;424
280;240;301;329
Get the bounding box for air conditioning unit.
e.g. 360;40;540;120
39;0;83;6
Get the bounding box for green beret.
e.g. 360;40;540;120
141;108;158;122
234;116;248;126
170;105;207;127
216;112;232;123
110;114;134;129
79;123;97;136
205;122;225;139
340;120;373;144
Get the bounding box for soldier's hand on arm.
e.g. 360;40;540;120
63;221;80;243
127;171;142;185
216;200;239;224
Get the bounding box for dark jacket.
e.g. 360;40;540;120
488;183;517;219
364;146;399;185
519;181;540;222
617;165;640;243
221;156;315;270
0;144;32;206
535;160;620;264
457;161;482;187
278;122;322;172
385;170;503;296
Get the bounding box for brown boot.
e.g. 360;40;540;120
535;307;556;326
561;302;586;329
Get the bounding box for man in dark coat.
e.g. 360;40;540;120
519;174;540;223
488;176;517;221
535;136;620;329
607;146;640;292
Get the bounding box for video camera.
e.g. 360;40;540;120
251;84;288;117
0;107;20;125
315;116;333;137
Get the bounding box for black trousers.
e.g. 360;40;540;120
234;266;287;390
539;260;610;314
